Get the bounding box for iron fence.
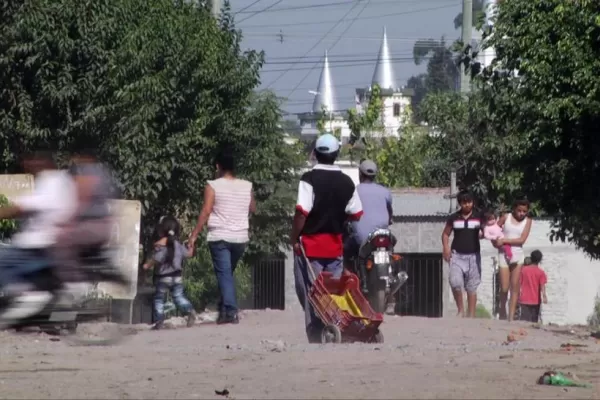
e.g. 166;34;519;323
250;258;286;310
395;253;444;318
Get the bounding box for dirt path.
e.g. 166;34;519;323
1;310;599;399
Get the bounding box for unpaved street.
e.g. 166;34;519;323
1;310;599;399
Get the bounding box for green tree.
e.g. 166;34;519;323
363;106;431;187
467;0;600;257
0;0;302;261
418;91;521;210
409;38;458;114
0;194;17;242
347;85;384;146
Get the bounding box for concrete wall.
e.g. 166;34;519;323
477;219;600;326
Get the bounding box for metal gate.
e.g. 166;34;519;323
395;253;444;318
250;258;286;310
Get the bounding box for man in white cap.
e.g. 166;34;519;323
344;160;393;284
290;133;363;343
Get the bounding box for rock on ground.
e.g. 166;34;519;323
0;310;599;399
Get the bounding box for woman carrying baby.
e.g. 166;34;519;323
493;198;533;321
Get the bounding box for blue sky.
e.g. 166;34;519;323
231;0;463;115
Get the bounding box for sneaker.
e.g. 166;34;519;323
217;313;239;325
151;320;165;330
186;310;197;327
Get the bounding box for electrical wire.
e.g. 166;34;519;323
285;0;373;99
235;0;401;14
265;0;363;89
261;57;416;73
235;0;263;15
236;0;284;24
240;3;460;27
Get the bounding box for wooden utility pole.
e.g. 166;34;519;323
460;0;473;93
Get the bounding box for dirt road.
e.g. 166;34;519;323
1;310;599;399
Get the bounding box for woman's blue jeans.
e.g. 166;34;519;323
208;240;246;317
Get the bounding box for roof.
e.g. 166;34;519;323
391;187;452;217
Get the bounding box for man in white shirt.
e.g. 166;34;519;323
0;151;78;294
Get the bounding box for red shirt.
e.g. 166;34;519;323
519;265;547;305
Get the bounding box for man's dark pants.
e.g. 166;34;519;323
294;254;343;343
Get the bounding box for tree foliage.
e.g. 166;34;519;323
408;38;458;115
0;194;17;242
0;0;302;261
347;85;384;145
362;106;435;188
419;91;522;210
467;0;600;257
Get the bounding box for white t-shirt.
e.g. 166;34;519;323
206;178;252;243
11;170;78;249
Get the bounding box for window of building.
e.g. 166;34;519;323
393;103;401;117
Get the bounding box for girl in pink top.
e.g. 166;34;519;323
483;211;512;260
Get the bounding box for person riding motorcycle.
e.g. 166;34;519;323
343;160;394;286
0;151;78;309
51;149;116;283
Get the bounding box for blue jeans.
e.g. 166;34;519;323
0;246;52;289
208;240;246;316
294;255;343;342
153;275;193;322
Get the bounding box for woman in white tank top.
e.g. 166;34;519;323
188;148;256;325
493;198;533;322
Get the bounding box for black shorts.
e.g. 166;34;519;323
519;304;541;322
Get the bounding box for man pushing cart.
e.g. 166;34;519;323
290;133;365;343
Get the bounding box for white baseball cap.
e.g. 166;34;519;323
314;133;340;154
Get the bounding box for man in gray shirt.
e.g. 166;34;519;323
344;160;393;263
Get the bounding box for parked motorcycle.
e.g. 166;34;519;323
356;229;408;314
0;247;130;345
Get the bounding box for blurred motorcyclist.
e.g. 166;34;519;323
343;160;393;268
51;149;115;283
0;150;78;304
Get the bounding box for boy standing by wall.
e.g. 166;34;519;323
290;133;363;343
519;250;547;323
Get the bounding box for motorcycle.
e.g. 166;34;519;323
356;229;408;314
0;247;130;346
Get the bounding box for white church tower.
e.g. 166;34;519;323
354;26;413;137
298;50;351;140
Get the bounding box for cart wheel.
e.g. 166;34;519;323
371;331;384;343
321;324;342;344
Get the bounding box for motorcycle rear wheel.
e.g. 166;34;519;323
367;272;387;314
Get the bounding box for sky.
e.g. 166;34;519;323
230;0;464;116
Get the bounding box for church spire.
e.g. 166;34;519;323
371;26;396;90
312;50;336;113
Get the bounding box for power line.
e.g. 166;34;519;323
264;48;449;62
236;0;401;14
261;57;416;73
236;0;284;24
235;0;263;14
240;3;460;27
286;0;373;99
265;0;363;89
265;55;416;64
245;33;455;43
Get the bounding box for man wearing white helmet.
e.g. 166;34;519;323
290;133;363;343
